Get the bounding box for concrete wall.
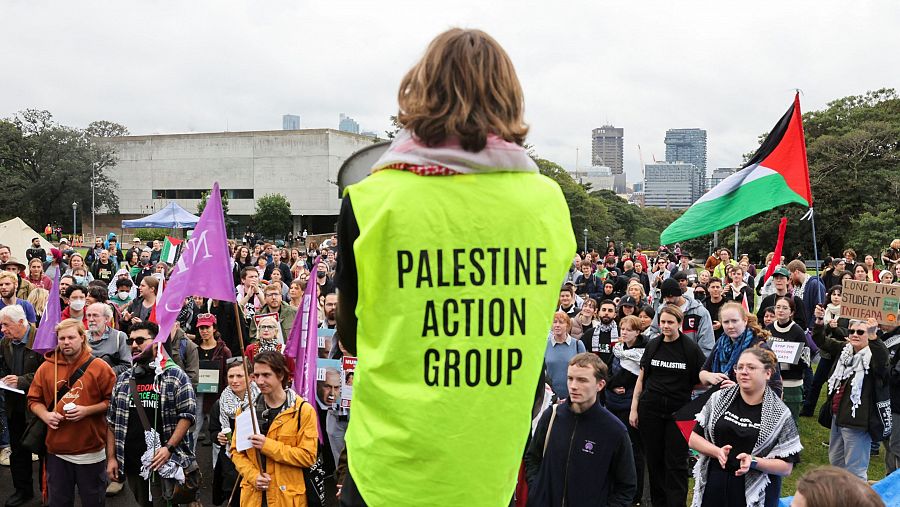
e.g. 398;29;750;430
98;129;376;218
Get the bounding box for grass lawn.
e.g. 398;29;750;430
687;397;887;503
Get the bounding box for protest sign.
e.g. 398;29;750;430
767;340;803;365
841;279;899;325
341;356;357;409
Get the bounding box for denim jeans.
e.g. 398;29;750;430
829;417;872;480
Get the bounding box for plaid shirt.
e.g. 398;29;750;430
106;364;197;473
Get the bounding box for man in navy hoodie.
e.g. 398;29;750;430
525;352;636;507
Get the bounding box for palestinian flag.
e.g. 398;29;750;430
660;93;813;244
161;236;182;264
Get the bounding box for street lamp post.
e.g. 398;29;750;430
583;228;588;253
91;162;96;242
72;201;77;239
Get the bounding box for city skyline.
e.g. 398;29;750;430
1;2;896;185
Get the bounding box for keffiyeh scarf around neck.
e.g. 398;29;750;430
612;341;644;375
692;386;802;507
219;382;260;456
827;343;872;417
372;129;538;176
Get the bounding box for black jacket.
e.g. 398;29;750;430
0;324;43;417
525;400;636;507
813;324;889;430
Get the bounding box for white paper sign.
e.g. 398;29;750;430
234;409;259;452
768;340;803;365
0;381;24;395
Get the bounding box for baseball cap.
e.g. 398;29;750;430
197;313;217;328
773;266;790;278
660;278;682;298
619;295;637;307
60;238;69;244
133;237;141;243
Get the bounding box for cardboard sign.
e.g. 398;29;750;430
341;356;357;409
198;360;221;393
316;358;342;408
841;279;900;325
767;340;803;365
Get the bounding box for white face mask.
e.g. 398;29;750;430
117;291;130;300
69;299;86;311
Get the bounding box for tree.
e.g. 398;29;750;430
385;115;402;139
0;109;125;230
253;193;292;239
197;190;230;216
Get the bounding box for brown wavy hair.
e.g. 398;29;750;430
397;28;528;152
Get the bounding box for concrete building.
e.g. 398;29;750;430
282;114;301;130
339;114;360;134
591;126;624;175
569;165;616;192
643;162;703;209
708;167;739;190
96;129;376;235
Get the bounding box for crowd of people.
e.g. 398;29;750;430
3;26;900;507
0;235;343;507
535;241;899;506
0;234;894;506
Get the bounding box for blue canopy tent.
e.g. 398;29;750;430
121;202;200;229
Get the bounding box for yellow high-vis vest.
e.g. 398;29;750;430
344;169;575;506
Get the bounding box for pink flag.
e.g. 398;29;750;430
154;182;236;343
284;257;322;442
32;269;61;354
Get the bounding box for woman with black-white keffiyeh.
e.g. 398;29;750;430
812;307;889;481
689;347;802;507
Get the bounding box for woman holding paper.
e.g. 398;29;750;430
231;351;318;507
210;358;259;506
765;296;809;422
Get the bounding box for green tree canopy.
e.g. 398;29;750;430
0;109;125;230
253;193;292;239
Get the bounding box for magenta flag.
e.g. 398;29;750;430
154;182;236;343
32;269;61;354
284;256;322;441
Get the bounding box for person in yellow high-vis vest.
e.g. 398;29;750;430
333;28;575;507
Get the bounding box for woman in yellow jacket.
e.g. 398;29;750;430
232;350;318;506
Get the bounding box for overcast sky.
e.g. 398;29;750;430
2;1;898;184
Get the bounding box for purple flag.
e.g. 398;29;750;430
154;182;236;344
32;269;61;354
284;257;322;441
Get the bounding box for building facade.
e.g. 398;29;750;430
339;114;360;134
591;126;624;175
96;129;375;235
569;166;616;192
664;128;707;198
643;162;703;209
282;114;301;130
708;167;739;190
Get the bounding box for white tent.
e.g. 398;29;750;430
0;217;55;260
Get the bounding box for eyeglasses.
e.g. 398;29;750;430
126;337;148;346
259;325;278;330
733;364;762;373
850;329;868;336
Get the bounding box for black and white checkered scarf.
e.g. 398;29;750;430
691;385;802;507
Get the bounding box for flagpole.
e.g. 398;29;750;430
809;207;821;278
734;223;739;257
231;304;260;435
